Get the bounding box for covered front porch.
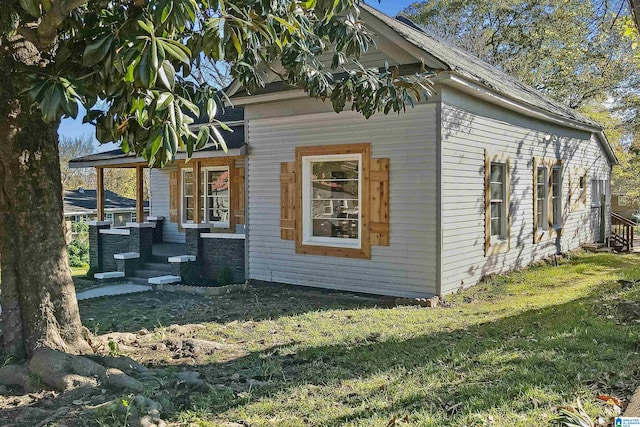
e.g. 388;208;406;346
68;108;247;286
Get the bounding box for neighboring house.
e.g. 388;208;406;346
64;188;149;229
612;193;639;220
71;5;616;297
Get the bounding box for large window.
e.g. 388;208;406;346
551;166;562;227
489;162;507;241
592;179;608;207
182;166;230;225
536;167;548;230
484;150;510;256
302;154;361;248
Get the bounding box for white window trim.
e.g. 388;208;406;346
181;166;230;228
301;153;362;249
536;167;549;232
489;162;508;244
551;166;563;228
591;179;608;208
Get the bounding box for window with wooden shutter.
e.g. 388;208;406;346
169;170;179;223
484;150;510;256
370;158;390;246
280;162;297;240
532;157;563;243
233;166;245;226
280;143;389;259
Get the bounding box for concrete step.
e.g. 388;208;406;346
141;262;173;272
133;269;170;279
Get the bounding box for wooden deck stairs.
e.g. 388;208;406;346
611;212;635;252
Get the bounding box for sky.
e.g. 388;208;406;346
58;0;418;151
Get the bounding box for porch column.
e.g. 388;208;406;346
96;167;104;222
136;165;144;223
193;159;202;224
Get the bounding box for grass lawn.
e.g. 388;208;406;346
71;265;94;291
2;251;640;426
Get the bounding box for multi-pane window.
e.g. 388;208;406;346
205;169;230;223
592;179;608;207
536;167;548;230
490;162;507;240
105;212;114;222
130;212;136;223
182;167;230;224
302;154;361;247
552;167;562;227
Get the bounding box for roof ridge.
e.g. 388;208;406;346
359;2;600;129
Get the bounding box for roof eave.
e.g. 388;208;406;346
436;72;618;164
69;146;247;169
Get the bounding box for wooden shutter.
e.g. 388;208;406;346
280;162;296;240
233;166;245;225
169;170;179;223
370;158;390;246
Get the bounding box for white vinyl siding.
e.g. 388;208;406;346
149;167;185;243
246;102;438;298
439;87;611;294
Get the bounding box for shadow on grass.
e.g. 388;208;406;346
173;284;640;425
79;282;394;334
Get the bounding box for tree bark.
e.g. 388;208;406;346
0;46;91;359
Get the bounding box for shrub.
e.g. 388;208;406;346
216;265;234;286
68;222;89;267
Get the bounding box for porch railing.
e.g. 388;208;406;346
611;212;635;252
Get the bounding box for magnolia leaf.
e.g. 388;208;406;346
160;38;191;64
83;34;113;67
206;98;217;119
213;119;232;132
195;125;210;149
138;19;155;35
157;61;176;90
210;124;227;152
156;92;174;110
19;0;40;18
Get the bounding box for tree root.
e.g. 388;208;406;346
0;348;145;393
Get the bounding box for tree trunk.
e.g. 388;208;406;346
0;51;91;359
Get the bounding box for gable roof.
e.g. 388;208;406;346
63;189;148;214
361;5;600;129
229;4;615;162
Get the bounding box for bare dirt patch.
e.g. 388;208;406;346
0;283;386;426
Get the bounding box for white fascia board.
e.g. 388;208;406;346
69;156;145;169
70;148;244;169
436;72;618;164
231;89;309;106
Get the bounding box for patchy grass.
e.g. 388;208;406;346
3;251;640;427
71;265;94;291
167;252;640;427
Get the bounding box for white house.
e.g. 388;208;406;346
71;5;616;297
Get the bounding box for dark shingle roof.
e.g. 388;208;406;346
63;189;148;214
361;5;600;128
232;5;600;130
69;107;244;166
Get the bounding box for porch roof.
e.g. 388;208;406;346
64;189;149;214
69;107;245;168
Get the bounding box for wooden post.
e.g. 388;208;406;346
193;160;202;224
136;165;144;223
96;167;104;222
